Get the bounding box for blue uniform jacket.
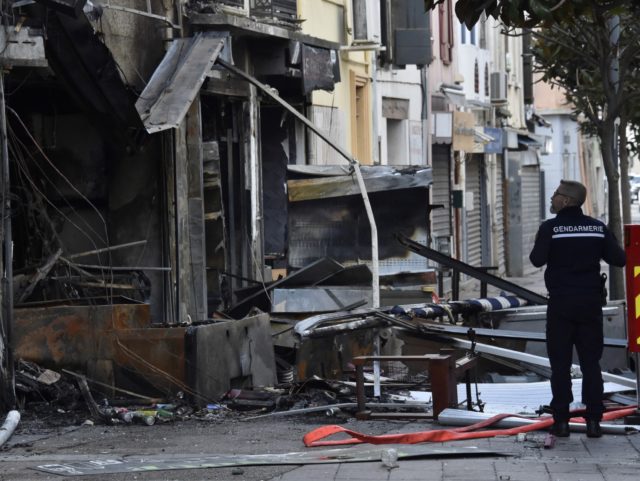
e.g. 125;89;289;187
529;206;626;297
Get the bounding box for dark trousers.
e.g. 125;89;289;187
546;295;604;422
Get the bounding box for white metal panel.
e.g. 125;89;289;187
136;34;224;133
0;26;47;68
431;145;452;242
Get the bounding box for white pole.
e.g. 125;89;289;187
0;410;19;447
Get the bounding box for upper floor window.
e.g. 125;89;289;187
484;64;490;96
479;13;487;49
474;60;479;94
460;23;477;46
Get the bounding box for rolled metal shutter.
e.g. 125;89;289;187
495;155;506;275
431;144;452;250
465;154;482;269
520;164;541;268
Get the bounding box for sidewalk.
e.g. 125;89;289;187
271;430;640;481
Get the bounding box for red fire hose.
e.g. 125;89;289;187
303;406;637;447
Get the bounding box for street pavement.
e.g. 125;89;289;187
271;431;640;481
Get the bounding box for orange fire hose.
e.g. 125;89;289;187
303;406;638;447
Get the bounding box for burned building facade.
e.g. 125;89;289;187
0;0;437;408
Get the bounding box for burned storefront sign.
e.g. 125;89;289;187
286;165;435;282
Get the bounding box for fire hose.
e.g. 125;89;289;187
303;406;637;447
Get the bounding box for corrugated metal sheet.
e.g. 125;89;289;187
495;155;506;275
136;34;224;133
431;144;451;243
465;155;482;269
521;164;541;263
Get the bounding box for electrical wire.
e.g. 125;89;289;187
115;339;213;404
7;107;115;303
7;116;108;245
8;123;107;247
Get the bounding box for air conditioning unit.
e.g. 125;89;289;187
490;72;508;103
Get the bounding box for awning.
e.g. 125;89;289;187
504;127;543;151
474;128;495;144
441;86;466;107
517;134;542;148
532;112;551;127
472;128;495;153
136;33;224;133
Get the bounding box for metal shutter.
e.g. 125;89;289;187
465;154;482;269
520;164;541;266
494;155;506;275
431;144;452;249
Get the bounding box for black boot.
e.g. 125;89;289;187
550;421;570;437
586;420;602;438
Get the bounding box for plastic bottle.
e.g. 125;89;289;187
380;448;398;469
131;411;156;426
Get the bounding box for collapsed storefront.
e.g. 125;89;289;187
0;0;439;408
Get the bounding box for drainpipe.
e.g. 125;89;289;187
371;52;379;165
216;59;380;309
423;65;431;166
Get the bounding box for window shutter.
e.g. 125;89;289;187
439;0;452;64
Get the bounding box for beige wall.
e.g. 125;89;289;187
299;0;373;163
533;73;571;111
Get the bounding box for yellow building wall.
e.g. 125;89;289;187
298;0;374;164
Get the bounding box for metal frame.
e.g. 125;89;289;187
217;58;380;308
396;234;548;304
352;353;478;420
